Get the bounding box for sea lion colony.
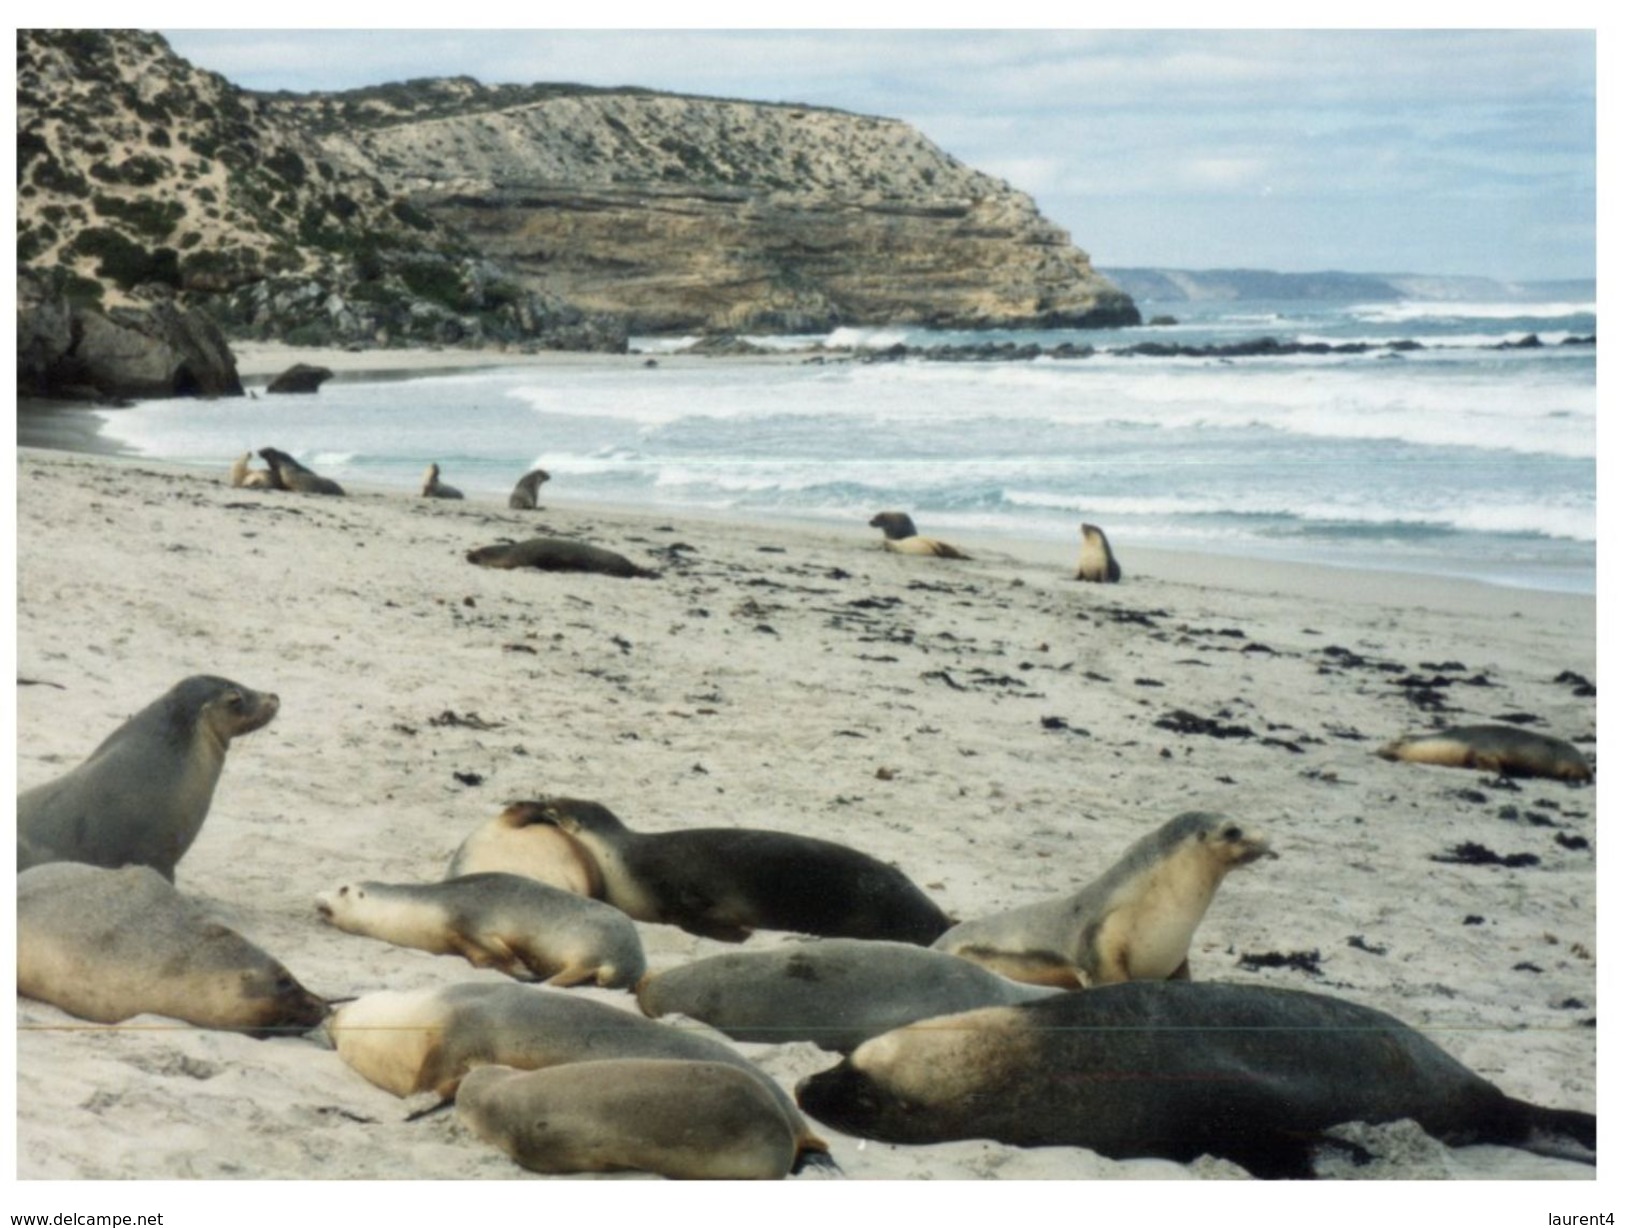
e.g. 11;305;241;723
12;463;1595;1181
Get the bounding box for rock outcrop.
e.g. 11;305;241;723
270;81;1139;334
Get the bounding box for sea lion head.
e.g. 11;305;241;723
869;511;919;541
509;797;631;841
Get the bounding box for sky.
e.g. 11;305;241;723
155;26;1599;283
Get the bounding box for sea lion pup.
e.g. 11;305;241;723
327;981;833;1169
795;980;1597;1179
17;862;327;1038
17;674;280;881
1378;723;1593;783
229;451;276;489
932;811;1273;987
637;939;1059;1053
420;462;464;500
508;467;551;509
315;872;645;988
512;797;951;944
466;537;659;579
1074;521;1122;582
458;1060;803;1180
446;801;604;897
868;510;971;559
257;446;346;496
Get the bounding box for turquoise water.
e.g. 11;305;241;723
95;297;1596;594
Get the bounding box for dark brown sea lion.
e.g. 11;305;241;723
507;468;551;509
17;862;327;1038
794;980;1596;1179
868;510;971;559
17;674;280;881
1378;724;1593;782
257;447;345;496
932;811;1274;987
465;537;659;579
509;797;951;944
1074;522;1122;582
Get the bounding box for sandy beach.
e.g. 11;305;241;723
9;363;1598;1203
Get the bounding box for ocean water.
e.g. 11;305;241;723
93;297;1596;594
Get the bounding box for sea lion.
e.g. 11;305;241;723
446;801;603;897
932;811;1273;987
511;797;951;945
794;980;1596;1179
637;939;1059;1052
1074;522;1122;582
17;862;327;1038
229;451;275;489
1378;724;1593;783
315;872;645;988
457;1060;802;1180
466;537;659;579
868;511;971;560
326;981;831;1168
508;468;551;509
257;447;345;496
17;674;280;881
420;462;464;500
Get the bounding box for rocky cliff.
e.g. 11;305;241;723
17;29;1136;397
266;79;1139;333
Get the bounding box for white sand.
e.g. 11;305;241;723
8;442;1597;1210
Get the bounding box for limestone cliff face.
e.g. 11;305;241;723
276;83;1139;334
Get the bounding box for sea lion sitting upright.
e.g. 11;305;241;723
316;872;645;988
794;980;1597;1179
932;811;1274;987
257;447;345;496
229;451;276;489
446;801;603;897
1074;522;1122;582
637;938;1059;1052
457;1060;803;1180
17;862;327;1038
868;511;971;559
509;797;951;944
508;468;551;509
17;674;280;881
466;537;659;579
420;462;464;500
1378;724;1593;783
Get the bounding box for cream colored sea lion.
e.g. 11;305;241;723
1074;521;1122;582
508;468;551;509
510;797;951;945
466;537;659;579
326;982;832;1168
419;462;464;499
637;939;1059;1052
446;801;603;896
868;510;971;559
315;872;644;988
257;447;345;496
932;811;1273;987
457;1060;803;1179
17;674;280;881
795;981;1596;1178
1378;724;1593;782
17;862;327;1038
229;451;275;489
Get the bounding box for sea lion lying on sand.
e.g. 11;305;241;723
466;537;659;579
258;447;345;496
868;511;971;559
1378;724;1593;782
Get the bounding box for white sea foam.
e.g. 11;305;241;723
1351;300;1596;323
